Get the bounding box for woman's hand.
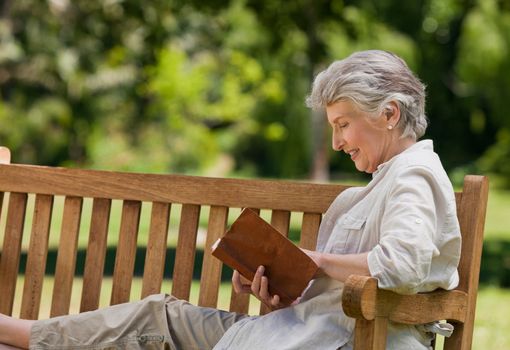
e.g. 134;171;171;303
231;269;252;294
232;266;286;310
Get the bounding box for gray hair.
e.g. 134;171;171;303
306;50;427;140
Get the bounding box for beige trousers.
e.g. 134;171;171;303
29;294;249;350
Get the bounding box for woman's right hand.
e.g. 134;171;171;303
231;269;252;294
232;266;284;310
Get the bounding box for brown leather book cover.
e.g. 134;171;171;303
211;208;318;306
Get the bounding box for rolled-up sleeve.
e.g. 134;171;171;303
367;166;443;294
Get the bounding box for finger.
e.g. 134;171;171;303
251;265;264;296
232;270;252;294
260;276;281;308
259;275;271;302
271;294;281;307
232;270;242;293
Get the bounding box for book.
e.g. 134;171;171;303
211;208;318;306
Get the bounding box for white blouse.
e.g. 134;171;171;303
214;140;461;350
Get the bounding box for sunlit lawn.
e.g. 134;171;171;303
472;286;510;349
484;187;510;239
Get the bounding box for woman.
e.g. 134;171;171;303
0;50;460;349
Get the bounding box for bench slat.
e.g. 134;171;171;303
20;194;54;320
300;212;321;250
259;209;292;315
141;202;171;298
51;196;83;317
229;276;252;314
228;208;261;314
0;164;344;213
171;204;201;301
0;192;28;315
80;198;111;312
198;205;228;308
271;210;291;237
111;200;141;305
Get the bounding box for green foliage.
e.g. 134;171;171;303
321;6;418;69
453;0;510;182
478;129;510;187
1;0;510;183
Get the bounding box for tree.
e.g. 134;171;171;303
1;0;509;186
454;0;510;185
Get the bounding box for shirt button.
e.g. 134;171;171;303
415;218;423;224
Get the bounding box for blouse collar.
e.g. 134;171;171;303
372;139;433;178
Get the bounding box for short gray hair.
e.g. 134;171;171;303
306;50;427;140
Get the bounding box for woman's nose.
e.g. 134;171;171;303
332;132;344;151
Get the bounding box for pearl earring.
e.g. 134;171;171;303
387;125;393;130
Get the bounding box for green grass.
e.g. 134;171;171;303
472;286;510;349
484;187;510;239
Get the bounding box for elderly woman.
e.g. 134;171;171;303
0;50;460;350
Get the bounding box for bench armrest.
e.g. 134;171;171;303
342;275;468;324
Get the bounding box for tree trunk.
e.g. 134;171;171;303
305;1;329;181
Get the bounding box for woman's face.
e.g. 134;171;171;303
326;100;398;173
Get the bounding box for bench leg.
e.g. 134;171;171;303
353;317;388;350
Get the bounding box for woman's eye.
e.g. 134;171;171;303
338;123;348;129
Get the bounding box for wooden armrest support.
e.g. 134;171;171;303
342;275;468;324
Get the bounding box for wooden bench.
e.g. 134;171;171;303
0;146;488;350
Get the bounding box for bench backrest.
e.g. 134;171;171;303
0;149;346;319
0;147;489;350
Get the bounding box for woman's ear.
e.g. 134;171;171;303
384;101;401;128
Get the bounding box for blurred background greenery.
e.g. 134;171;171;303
1;0;510;348
1;0;510;184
